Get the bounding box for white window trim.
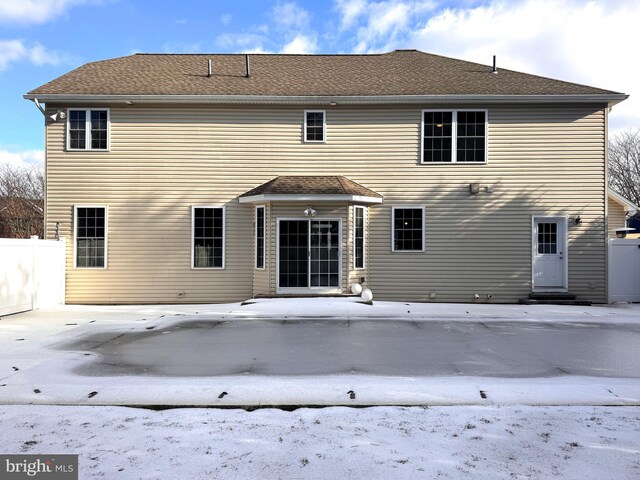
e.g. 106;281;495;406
73;204;108;269
391;205;426;253
353;205;367;270
66;108;111;152
255;205;266;270
303;109;326;143
420;109;488;164
191;205;226;270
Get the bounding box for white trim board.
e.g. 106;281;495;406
239;194;382;204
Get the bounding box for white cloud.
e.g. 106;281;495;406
0;149;44;168
0;40;62;71
161;42;201;54
334;0;367;30
216;33;267;51
281;34;318;54
405;0;640;132
272;2;311;30
220;14;232;25
333;0;640;132
0;0;89;24
334;1;437;53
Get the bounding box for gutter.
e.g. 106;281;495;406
23;93;629;107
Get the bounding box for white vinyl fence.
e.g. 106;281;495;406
0;237;66;316
609;238;640;303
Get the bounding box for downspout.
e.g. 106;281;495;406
28;98;48;240
604;106;610;303
31;98;46;116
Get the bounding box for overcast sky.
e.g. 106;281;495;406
0;0;637;167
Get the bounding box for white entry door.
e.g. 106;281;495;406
532;217;567;290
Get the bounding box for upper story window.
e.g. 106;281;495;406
68;109;109;151
304;110;326;142
422;110;487;163
192;206;225;269
75;206;107;268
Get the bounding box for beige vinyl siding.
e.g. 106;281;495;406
607;200;627;237
45;103;607;304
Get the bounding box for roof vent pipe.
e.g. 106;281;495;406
492;55;497;74
207;59;212;77
245;54;250;78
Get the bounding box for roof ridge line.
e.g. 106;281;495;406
336;176;350;194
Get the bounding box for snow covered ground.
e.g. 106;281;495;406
1;298;640;406
1;404;639;479
2;300;640;478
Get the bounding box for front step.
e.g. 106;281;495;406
518;292;591;306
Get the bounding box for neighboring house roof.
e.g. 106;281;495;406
24;50;627;105
608;190;638;214
238;176;383;204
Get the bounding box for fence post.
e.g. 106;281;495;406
30;235;38;310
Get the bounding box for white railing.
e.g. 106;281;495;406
0;237;66;315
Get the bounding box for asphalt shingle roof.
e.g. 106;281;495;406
239;176;383;198
27;50;619;97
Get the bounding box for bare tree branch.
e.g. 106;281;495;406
609;129;640;207
0;163;44;238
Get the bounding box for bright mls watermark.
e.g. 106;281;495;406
0;455;77;480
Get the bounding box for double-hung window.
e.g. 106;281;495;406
192;207;225;269
392;206;425;252
304;110;325;142
75;206;107;268
354;206;366;269
68;109;109;150
422;110;487;163
255;206;265;269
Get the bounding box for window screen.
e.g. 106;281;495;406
90;110;108;150
423;111;453;162
457;111;486;163
354;206;365;269
69;110;87;150
256;206;265;269
393;208;424;251
76;207;106;268
193;207;224;268
305;111;325;142
68;109;108;150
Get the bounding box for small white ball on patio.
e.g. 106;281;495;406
361;288;373;302
351;283;363;295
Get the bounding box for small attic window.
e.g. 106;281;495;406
304;110;325;143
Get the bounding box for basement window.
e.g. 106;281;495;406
68;109;109;151
392;206;425;252
192;206;225;269
304;110;326;142
422;110;487;163
75;206;107;268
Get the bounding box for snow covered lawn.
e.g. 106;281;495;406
1;404;639;479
